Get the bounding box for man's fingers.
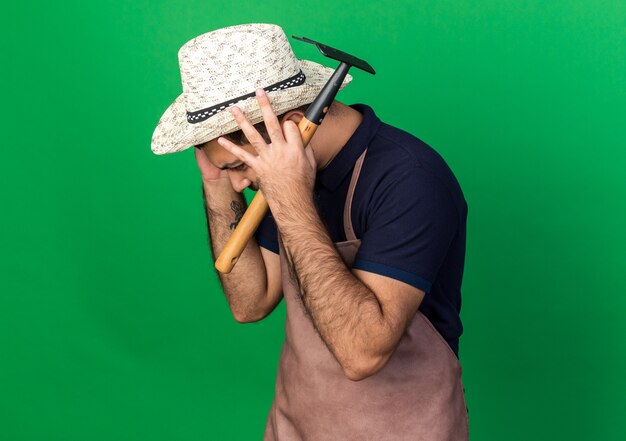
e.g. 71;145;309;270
283;119;304;147
217;137;260;168
229;106;267;152
194;146;208;165
305;145;317;170
255;89;284;144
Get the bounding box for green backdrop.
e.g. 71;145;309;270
1;1;624;439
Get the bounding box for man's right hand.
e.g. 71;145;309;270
194;146;229;182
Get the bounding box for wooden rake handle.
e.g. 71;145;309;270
214;117;319;273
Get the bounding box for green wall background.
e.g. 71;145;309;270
1;1;624;439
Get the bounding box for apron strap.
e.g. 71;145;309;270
343;148;368;242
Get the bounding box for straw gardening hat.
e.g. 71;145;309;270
151;23;352;155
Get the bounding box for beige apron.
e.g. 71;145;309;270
264;149;469;440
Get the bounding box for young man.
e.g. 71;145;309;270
152;23;469;440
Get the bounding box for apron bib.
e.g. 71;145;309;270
264;149;469;440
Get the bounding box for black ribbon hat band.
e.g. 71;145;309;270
186;70;306;124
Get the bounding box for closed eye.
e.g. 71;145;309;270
230;163;248;172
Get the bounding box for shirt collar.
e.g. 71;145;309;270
317;104;382;191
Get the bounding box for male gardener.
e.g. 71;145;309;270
152;24;469;440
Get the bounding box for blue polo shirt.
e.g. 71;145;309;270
255;104;467;356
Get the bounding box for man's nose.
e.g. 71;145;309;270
227;171;249;193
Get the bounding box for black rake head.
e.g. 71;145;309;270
292;36;375;75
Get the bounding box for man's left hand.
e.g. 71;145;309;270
217;88;317;213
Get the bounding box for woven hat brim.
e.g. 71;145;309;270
151;59;352;155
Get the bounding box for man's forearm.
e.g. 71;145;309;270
272;194;390;377
201;178;271;321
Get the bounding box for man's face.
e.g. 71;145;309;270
200;139;260;192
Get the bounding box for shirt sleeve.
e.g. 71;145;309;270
254;208;279;254
352;165;459;293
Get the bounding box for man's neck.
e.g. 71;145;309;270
311;102;363;171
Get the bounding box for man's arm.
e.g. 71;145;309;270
275;193;424;381
198;158;282;323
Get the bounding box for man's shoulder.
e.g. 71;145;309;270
361;121;467;216
365;123;457;180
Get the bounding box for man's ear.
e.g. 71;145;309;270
280;110;304;125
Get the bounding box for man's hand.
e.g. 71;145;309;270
194;146;229;182
216;88;317;214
